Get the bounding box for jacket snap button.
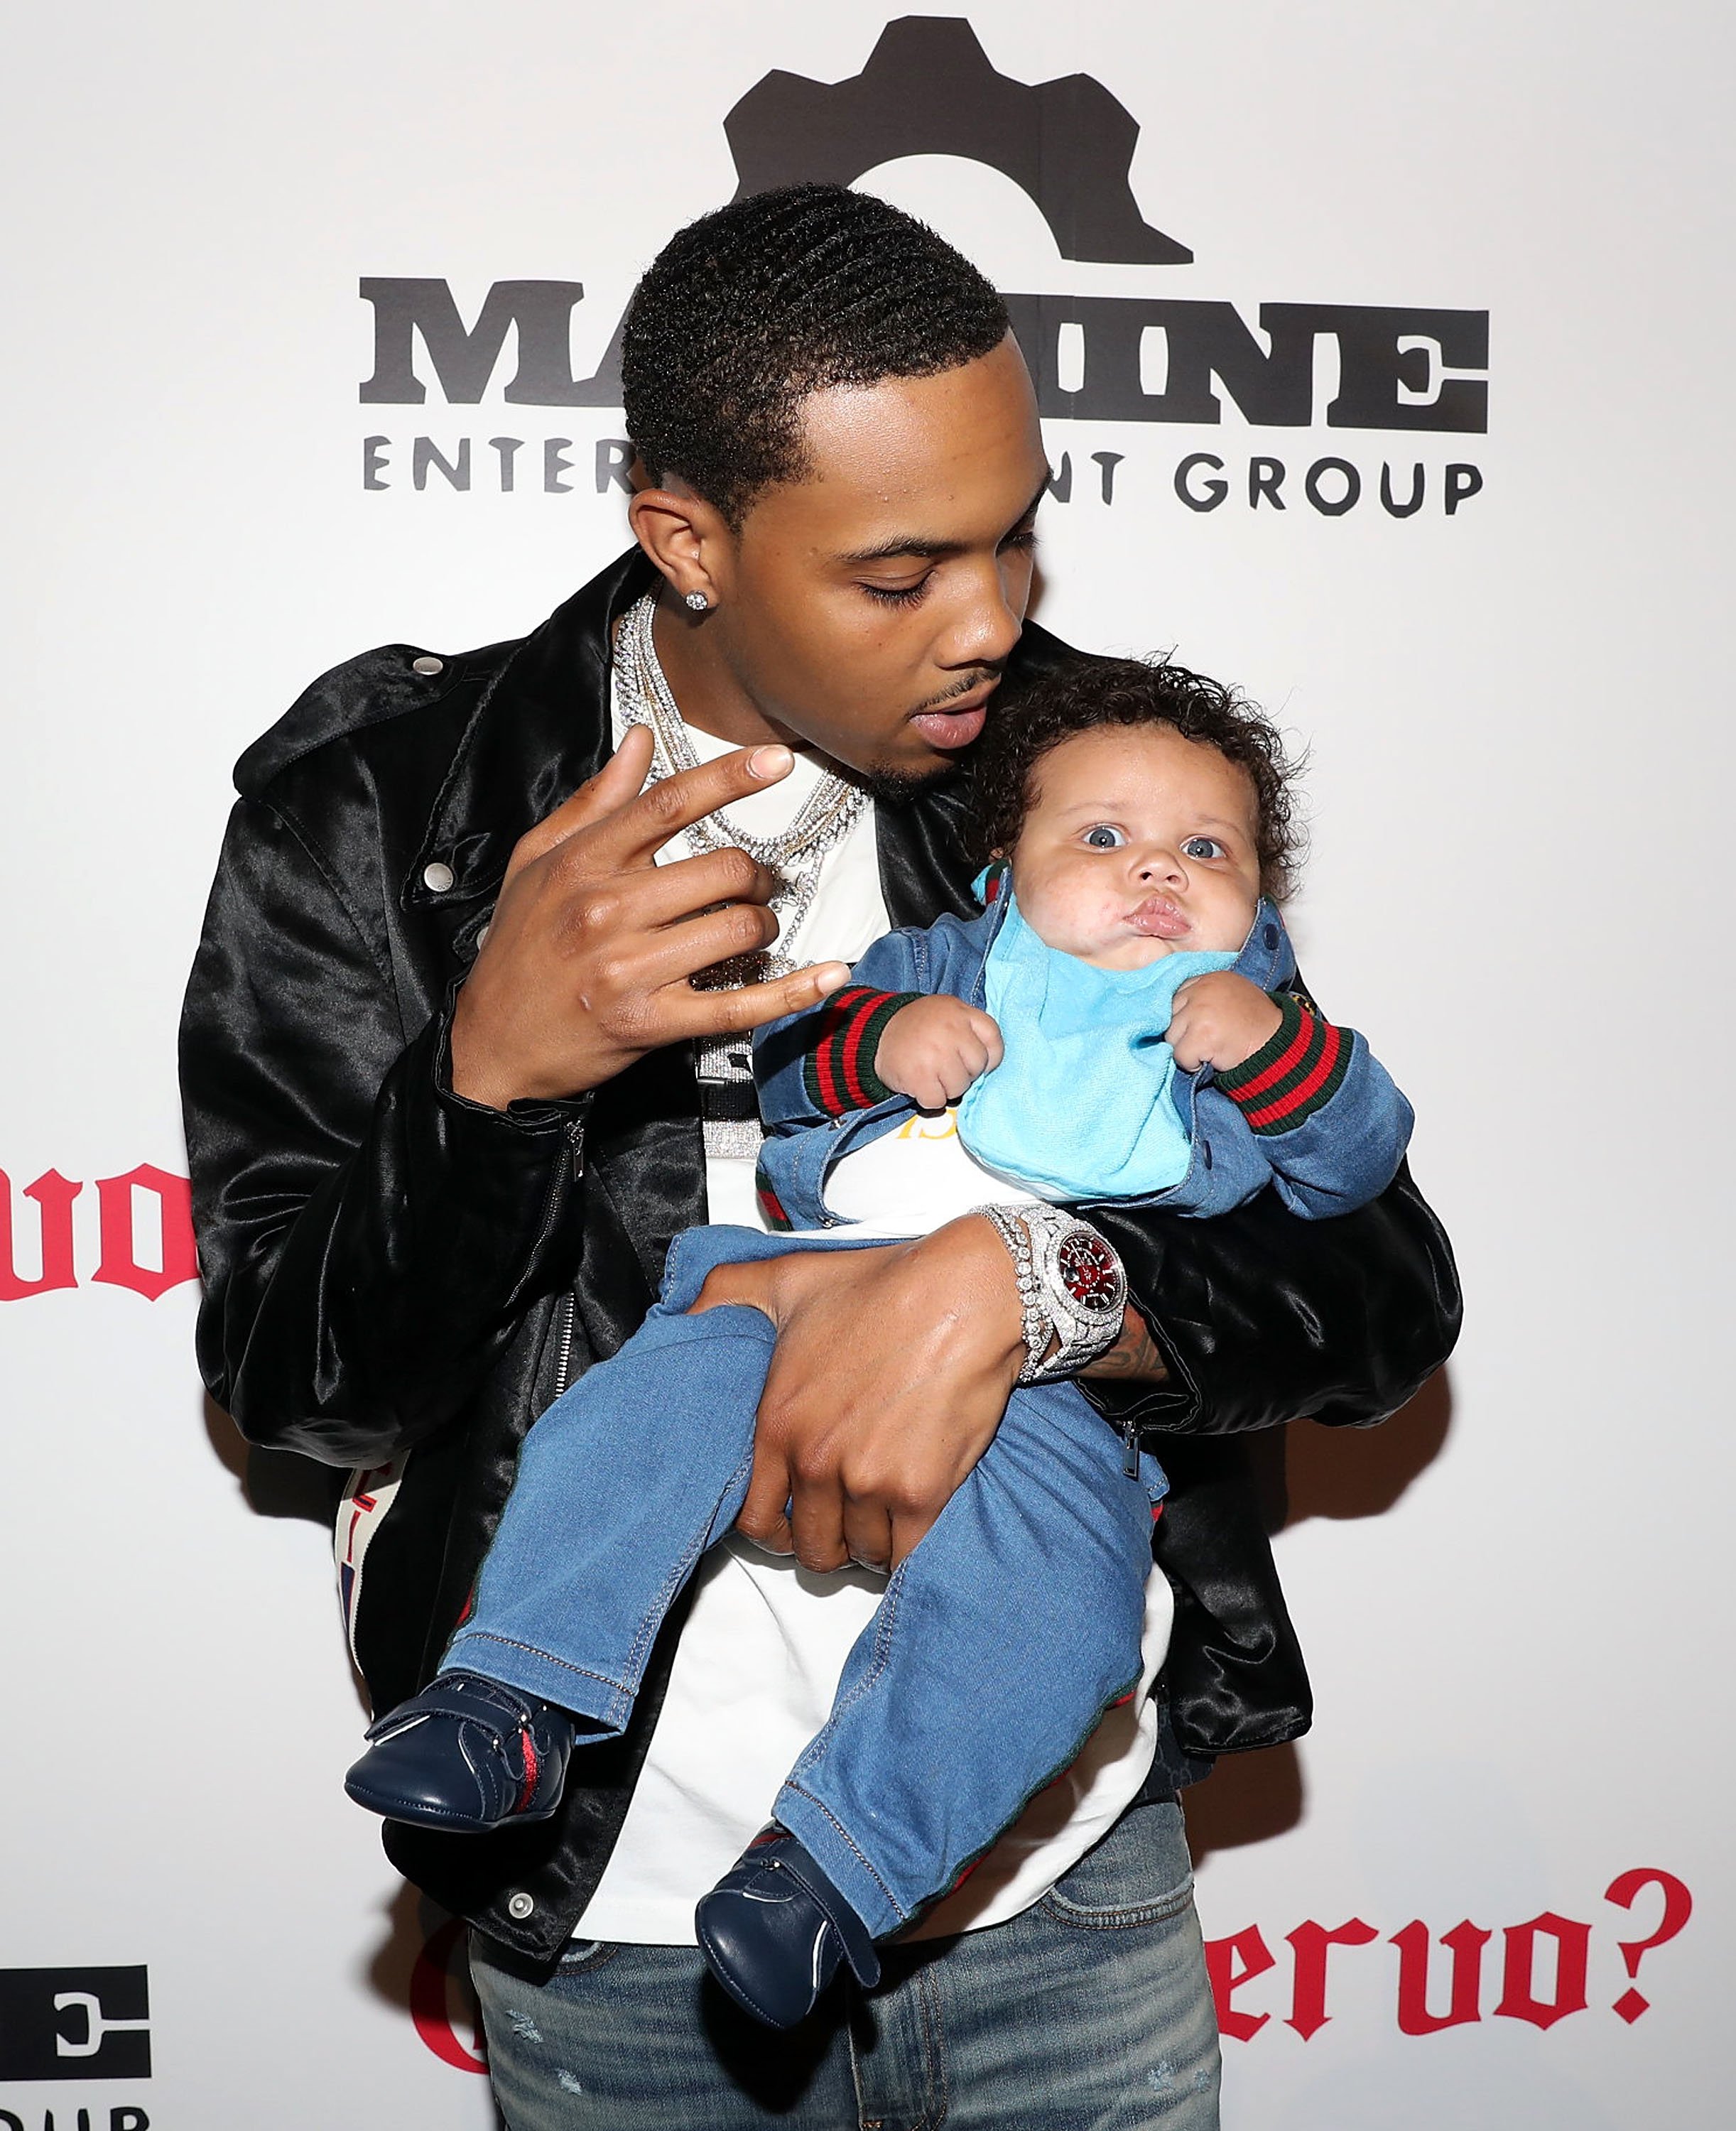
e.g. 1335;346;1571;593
477;923;491;949
1262;923;1279;949
423;860;456;894
507;1891;535;1919
411;655;444;677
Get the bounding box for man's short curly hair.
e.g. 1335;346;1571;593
622;184;1010;526
970;656;1304;900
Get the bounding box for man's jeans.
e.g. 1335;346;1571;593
443;1223;1169;1936
471;1794;1221;2130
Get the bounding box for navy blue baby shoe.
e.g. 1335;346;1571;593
695;1826;881;2029
344;1671;576;1831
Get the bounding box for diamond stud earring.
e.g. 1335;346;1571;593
684;590;711;612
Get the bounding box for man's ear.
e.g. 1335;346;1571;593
628;477;733;612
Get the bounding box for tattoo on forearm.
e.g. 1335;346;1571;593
1085;1314;1168;1383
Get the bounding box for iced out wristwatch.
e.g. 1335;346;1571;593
977;1203;1129;1383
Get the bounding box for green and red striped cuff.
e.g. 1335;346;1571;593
1213;994;1350;1134
801;987;923;1114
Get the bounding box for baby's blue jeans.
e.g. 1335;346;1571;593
443;1223;1168;1938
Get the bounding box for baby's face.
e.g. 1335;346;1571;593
1007;724;1263;970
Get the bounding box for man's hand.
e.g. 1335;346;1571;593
1167;971;1283;1075
690;1218;1025;1573
449;725;850;1109
874;997;1004;1111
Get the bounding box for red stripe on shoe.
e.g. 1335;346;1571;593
516;1724;541;1814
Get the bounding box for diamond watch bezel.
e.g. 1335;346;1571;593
978;1203;1127;1382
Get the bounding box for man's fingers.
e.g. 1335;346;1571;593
599;744;796;865
842;1498;895;1576
507;725;656;881
629;845;783;927
787;1473;850;1576
631;904;784;991
663;960;850;1040
687;1258;776;1321
736;1446;796;1556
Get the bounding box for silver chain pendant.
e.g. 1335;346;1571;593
612;591;865;1155
613;592;865;991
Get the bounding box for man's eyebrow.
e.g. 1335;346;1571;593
835;475;1049;567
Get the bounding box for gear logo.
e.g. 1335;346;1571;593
724;17;1190;267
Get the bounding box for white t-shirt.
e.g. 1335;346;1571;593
819;1103;1034;1235
574;697;1172;1945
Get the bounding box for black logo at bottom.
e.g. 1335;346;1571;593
0;1968;151;2080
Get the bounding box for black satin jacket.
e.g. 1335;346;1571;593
180;548;1460;1964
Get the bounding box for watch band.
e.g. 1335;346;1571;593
977;1203;1052;1379
977;1203;1128;1384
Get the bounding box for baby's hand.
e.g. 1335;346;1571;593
1167;972;1284;1074
875;997;1005;1111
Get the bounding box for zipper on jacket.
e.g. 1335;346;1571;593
553;1291;577;1399
538;1116;586;1402
1121;1413;1142;1478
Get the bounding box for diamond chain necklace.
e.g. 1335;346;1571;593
612;590;867;982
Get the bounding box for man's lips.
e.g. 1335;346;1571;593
908;679;996;752
1127;895;1192;940
910;704;987;749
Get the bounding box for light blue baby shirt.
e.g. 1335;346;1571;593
955;886;1239;1202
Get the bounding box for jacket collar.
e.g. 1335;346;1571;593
1234;901;1295;989
406;546;654;905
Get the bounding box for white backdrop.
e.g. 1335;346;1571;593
2;4;1730;2125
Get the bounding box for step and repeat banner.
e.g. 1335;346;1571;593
2;4;1728;2126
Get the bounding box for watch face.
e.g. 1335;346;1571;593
1058;1230;1124;1315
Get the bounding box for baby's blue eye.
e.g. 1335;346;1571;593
1083;824;1127;850
1182;836;1226;860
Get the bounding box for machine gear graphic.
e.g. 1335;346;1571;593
725;16;1190;266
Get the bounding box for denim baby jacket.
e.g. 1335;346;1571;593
752;884;1413;1232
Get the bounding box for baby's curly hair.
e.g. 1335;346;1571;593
970;656;1304;900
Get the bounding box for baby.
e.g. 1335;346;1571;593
346;655;1413;2028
